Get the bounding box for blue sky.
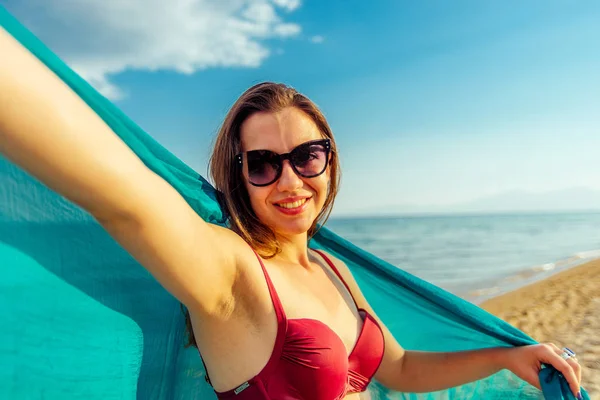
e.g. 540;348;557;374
3;0;600;216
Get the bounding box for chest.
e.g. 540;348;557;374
260;261;363;354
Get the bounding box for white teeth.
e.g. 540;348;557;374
277;198;308;209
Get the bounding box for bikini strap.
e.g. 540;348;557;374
312;249;360;309
252;250;287;323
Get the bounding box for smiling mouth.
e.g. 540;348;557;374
275;198;310;209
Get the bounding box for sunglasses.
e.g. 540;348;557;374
236;139;331;187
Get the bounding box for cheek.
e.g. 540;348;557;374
311;177;330;207
319;171;331;191
246;186;270;214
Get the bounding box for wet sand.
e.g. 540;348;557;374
481;259;600;399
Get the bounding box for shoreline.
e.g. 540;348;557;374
480;259;600;399
462;252;600;305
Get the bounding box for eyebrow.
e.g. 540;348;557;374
244;137;324;153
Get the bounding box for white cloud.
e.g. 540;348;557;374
310;35;325;44
271;0;301;11
5;0;302;99
274;23;302;36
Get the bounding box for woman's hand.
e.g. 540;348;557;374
502;343;582;399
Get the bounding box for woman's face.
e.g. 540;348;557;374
239;107;330;239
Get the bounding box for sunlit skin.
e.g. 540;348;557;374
240;107;330;261
238;107;370;400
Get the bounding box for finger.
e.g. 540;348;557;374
549;345;582;384
547;351;581;396
566;357;582;384
548;343;561;352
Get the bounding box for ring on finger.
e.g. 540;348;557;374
560;347;576;360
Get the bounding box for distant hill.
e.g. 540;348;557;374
339;187;600;217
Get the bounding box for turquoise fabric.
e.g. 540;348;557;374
0;6;589;400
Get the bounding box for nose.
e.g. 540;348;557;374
276;160;303;192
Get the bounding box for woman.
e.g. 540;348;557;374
0;27;584;400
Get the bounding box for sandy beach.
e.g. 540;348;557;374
481;259;600;399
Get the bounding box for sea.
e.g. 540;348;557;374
326;211;600;304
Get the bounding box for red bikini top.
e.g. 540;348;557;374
204;249;385;399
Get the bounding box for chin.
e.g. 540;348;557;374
276;223;312;237
264;212;317;238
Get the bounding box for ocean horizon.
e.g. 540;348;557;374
326;211;600;304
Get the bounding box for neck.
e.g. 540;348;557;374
273;232;312;268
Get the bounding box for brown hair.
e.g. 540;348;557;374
183;82;341;348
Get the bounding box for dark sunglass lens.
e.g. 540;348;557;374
291;143;327;177
247;150;280;185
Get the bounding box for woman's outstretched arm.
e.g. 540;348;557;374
0;26;245;318
321;251;583;399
